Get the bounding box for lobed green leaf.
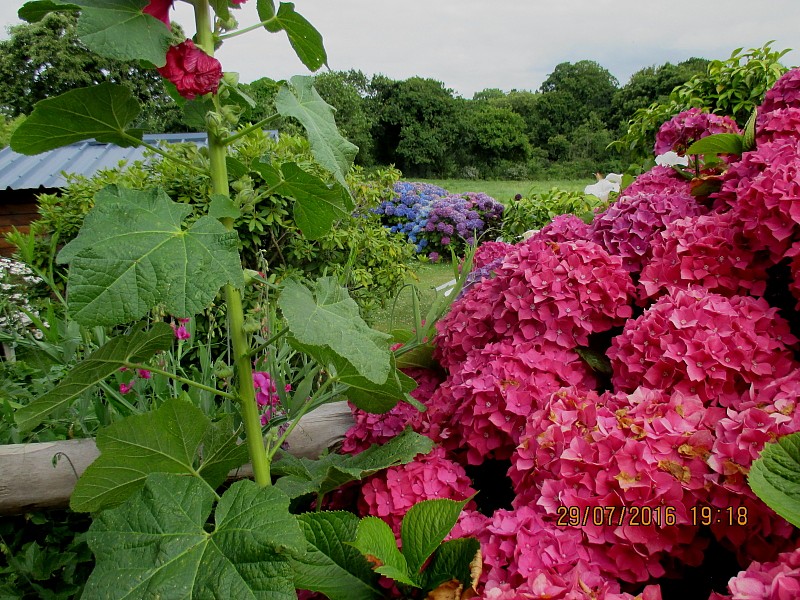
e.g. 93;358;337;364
257;1;326;71
83;474;304;599
18;0;80;22
57;185;243;326
10;83;142;155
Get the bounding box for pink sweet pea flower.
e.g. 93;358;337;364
137;369;152;379
119;382;134;395
157;40;223;100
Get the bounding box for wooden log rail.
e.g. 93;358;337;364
0;402;354;515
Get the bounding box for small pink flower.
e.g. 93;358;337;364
171;324;190;340
137;369;152;379
119;382;134;395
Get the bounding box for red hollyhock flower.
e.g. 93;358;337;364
143;0;172;25
157;40;223;99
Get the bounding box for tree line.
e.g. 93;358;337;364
0;12;712;178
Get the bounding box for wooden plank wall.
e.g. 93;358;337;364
0;191;46;256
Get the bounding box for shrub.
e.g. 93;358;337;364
500;187;602;241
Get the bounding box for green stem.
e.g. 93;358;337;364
121;134;207;175
221;114;280;146
217;19;274;41
266;377;338;461
124;362;237;401
247;326;289;359
195;0;272;488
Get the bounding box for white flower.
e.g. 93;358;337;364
521;229;540;241
584;177;620;202
655;151;690;167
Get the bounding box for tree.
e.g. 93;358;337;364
540;60;619;122
460;103;531;174
0;12;182;132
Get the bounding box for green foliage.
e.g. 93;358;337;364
615;43;789;162
70;395;248;513
13;322;174;433
460;103;531;176
256;0;326;71
272;429;434;500
83;473;305;599
0;510;94;600
501;187;602;240
349;498;479;594
748;432;800;528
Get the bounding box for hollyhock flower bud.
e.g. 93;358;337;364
157;40;223;100
143;0;172;26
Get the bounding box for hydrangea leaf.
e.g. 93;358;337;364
422;538;481;594
253;161;352;240
401;498;470;575
257;1;326;71
71;395;249;512
748;432;800;528
14;322;173;433
685;133;744;156
18;0;80;22
83;474;304;599
10;83;142;155
74;0;172;66
279;277;390;384
291;512;382;599
351;517;418;587
288;339;415;413
275;76;358;187
57;185;243;326
273;429;434;499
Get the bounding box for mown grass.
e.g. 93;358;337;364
369;260;457;333
413;178;592;202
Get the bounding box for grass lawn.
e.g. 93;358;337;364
369;260;457;333
413;178;593;202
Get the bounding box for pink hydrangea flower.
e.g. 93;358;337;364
157;40;223;100
654;108;741;156
472;241;514;270
713;545;800;600
760;68;800;115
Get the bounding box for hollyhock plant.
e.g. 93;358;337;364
639;211;769;302
157;40;223;99
608;288;798;407
143;0;171;25
435;238;634;371
653;107;741;156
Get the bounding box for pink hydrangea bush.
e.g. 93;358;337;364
709;546;800;600
472;240;514;270
528;213;593;244
654;107;741;156
639;211;769;302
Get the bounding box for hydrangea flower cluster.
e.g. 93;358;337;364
435;238;634;370
639;211;769;301
372;183;504;255
654;107;741;156
358;447;477;537
709;546;800;600
527;213;592;244
608;288;797;406
589;189;706;274
472;241;514;270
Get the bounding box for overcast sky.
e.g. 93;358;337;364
2;1;800;98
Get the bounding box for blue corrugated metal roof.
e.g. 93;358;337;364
0;132;247;191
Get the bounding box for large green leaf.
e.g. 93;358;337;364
685;133;744;156
275;76;358;187
76;0;171;65
14;323;173;433
748;432;800;528
273;429;434;499
254;161;353;240
292;512;381;599
290;339;415;413
19;0;80;22
10;83;142;154
57;185;242;326
257;1;326;71
279;277;390;384
83;474;305;599
421;538;481;593
71;395;249;512
351;517;417;587
401;498;470;575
